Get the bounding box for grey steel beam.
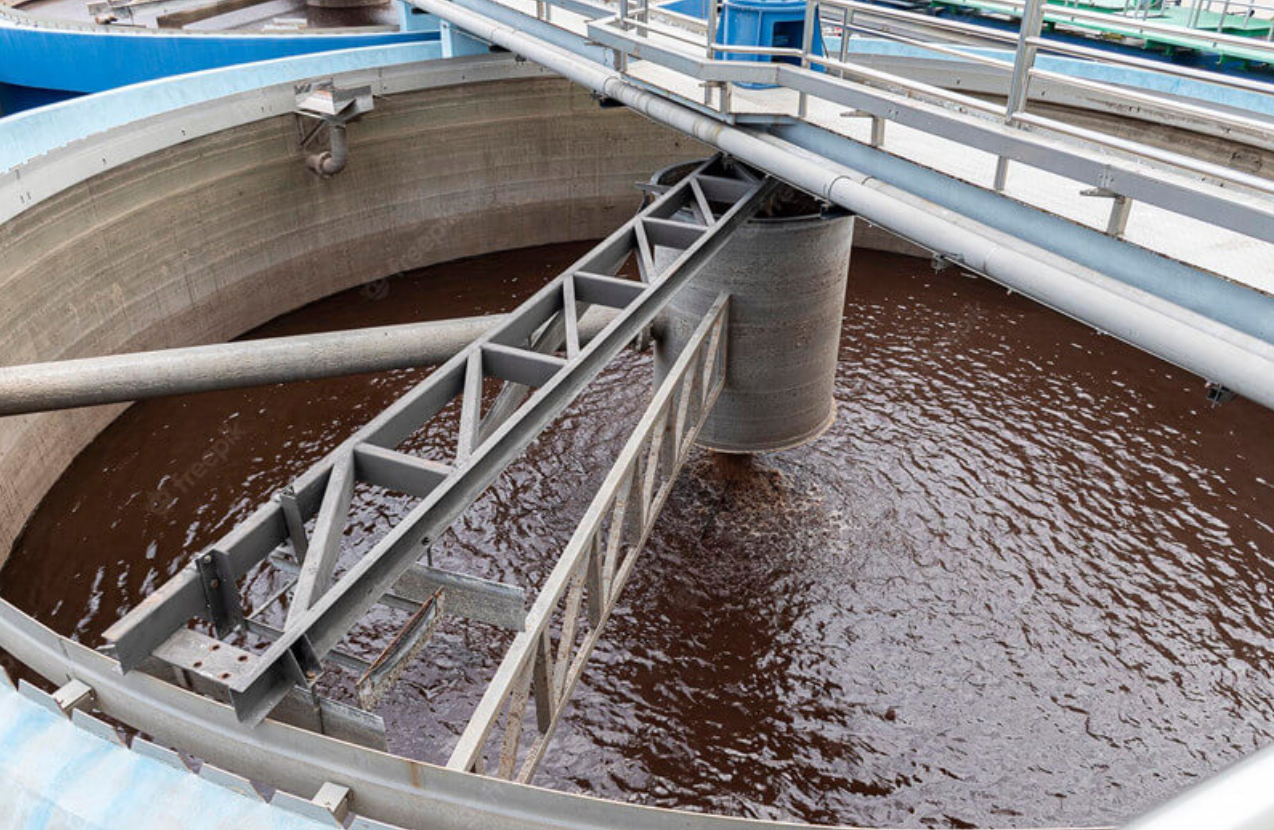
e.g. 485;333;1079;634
448;293;731;779
353;444;455;498
286;452;356;628
269;552;528;630
103;157;777;725
219;162;774;726
0;310;618;417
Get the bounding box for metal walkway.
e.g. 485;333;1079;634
407;0;1274;410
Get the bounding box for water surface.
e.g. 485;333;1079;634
4;243;1273;828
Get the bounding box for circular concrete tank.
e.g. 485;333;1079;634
653;163;855;453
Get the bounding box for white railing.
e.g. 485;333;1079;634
581;0;1274;246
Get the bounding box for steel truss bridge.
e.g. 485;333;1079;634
3;0;1274;827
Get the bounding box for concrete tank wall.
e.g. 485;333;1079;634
0;67;701;566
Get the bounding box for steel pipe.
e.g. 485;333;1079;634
0;309;617;416
412;0;1274;411
307;122;350;178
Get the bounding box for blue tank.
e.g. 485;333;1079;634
715;0;823;88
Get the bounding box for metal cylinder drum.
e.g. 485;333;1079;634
652;164;854;453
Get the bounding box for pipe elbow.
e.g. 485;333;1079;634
306;124;349;179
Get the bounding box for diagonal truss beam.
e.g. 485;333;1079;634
102;155;777;726
449;292;732;779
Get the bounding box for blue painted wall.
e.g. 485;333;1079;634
0;40;442;171
0;5;438;115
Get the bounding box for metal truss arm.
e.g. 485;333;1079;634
104;156;777;727
448;293;732;779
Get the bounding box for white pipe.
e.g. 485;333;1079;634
413;0;1274;411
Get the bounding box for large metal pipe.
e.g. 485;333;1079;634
0;309;616;416
411;0;1274;412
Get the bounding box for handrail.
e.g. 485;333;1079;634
934;0;1274;55
585;0;1274;248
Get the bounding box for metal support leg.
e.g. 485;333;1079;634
996;0;1047;192
1081;187;1133;238
798;0;816;119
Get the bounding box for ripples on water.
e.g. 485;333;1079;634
3;244;1273;828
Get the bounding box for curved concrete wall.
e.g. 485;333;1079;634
0;57;700;564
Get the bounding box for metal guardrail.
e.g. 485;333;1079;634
570;0;1274;251
948;0;1274;45
448;292;730;780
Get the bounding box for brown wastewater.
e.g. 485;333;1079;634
2;242;1273;828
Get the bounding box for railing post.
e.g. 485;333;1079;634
703;0;721;106
798;0;816;118
705;0;719;58
995;0;1047;191
618;0;630;73
838;6;850;69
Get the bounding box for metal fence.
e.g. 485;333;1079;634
570;0;1274;251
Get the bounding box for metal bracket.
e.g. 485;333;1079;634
839;109;886;147
51;679;95;715
293;80;374;179
276;486;309;558
1206;381;1236;406
591;92;623;108
295;80;374;123
1080;187;1133;238
356;590;444;710
195;550;243;639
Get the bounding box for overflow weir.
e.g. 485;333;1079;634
2;0;1274;826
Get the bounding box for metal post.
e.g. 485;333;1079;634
705;0;719;59
703;0;720;105
1188;0;1203;27
838;5;849;71
1107;194;1133;237
995;0;1047;191
798;0;816;118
